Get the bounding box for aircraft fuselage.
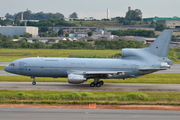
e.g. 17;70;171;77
5;57;152;79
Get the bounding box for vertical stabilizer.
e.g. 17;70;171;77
148;30;173;57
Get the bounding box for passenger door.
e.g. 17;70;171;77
19;62;25;70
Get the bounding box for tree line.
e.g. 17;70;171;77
111;9;143;25
18;18;75;32
1;8;146;28
5;10;64;20
95;39;143;49
111;29;155;37
4;8;143;22
0;19;12;26
0;33;143;49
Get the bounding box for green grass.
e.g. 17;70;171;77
70;21;121;27
0;49;121;62
1;74;180;84
0;66;5;70
69;21;149;27
0;48;180;63
0;90;180;105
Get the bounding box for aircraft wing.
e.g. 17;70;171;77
83;71;125;75
68;71;125;75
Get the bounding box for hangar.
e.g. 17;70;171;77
0;26;38;37
143;17;180;28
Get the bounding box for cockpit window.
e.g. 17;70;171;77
9;63;14;66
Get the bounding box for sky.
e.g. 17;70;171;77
0;0;179;19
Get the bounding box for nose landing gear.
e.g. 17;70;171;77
31;77;36;85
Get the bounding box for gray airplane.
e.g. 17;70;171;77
4;30;173;87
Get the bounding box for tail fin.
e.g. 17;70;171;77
148;30;173;57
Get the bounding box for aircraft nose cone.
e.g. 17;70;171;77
4;66;15;74
4;66;9;72
4;66;11;73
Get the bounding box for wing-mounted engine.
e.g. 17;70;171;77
68;74;87;84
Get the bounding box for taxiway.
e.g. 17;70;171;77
0;108;179;120
0;82;180;92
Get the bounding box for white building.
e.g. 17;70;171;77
0;26;38;37
27;37;63;43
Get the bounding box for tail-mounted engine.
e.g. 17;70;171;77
161;62;171;68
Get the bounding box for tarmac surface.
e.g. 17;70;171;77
0;82;180;92
0;71;18;76
0;62;10;66
0;108;179;120
154;64;180;74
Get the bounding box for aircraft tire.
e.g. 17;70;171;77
100;81;104;85
96;82;101;87
32;82;36;85
90;82;95;87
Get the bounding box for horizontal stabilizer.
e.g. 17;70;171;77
138;68;167;71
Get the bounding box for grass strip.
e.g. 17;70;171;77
0;48;180;64
0;49;121;62
0;66;5;70
0;90;180;105
1;74;180;84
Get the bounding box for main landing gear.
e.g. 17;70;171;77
31;77;36;85
90;78;104;87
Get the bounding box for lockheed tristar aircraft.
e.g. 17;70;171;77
4;30;173;87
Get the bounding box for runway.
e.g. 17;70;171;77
0;71;18;76
0;62;10;66
0;108;179;120
154;64;180;74
0;63;180;76
0;82;180;92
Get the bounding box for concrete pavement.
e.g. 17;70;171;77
0;108;179;120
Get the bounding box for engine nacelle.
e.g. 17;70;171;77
161;62;171;68
122;49;136;57
68;74;87;84
121;49;145;58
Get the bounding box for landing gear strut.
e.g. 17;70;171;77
90;78;104;87
31;77;36;85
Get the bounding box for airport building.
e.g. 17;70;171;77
135;38;156;45
0;17;6;20
143;17;180;28
0;26;38;37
